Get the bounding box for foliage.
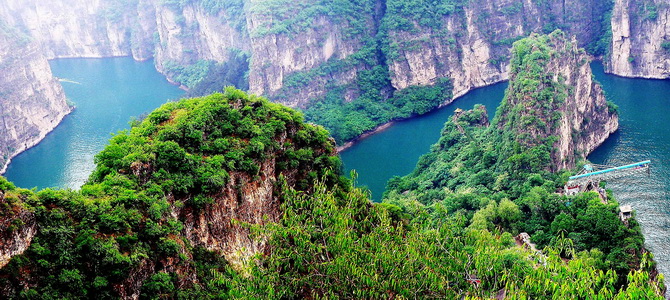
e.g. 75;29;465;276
227;175;663;298
384;0;466;32
0;88;343;298
0;79;664;297
186;49;250;97
303;78;452;143
385;32;655;288
163;60;213;89
248;0;377;39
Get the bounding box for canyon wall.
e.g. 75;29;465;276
385;0;610;100
0;0;667;169
608;0;670;78
0;26;70;173
0;186;36;270
1;0;668;107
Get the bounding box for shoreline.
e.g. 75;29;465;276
0;106;74;176
334;80;506;153
336;122;395;153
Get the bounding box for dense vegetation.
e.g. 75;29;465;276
185;50;250;97
265;0;621;145
385;106;648;281
304;78;452;143
153;0;619;146
0;82;665;297
385;33;655;289
0;88;343;298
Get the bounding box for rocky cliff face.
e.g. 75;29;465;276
0;0;665;110
386;0;610;101
1;0;668;104
0;0;248;64
497;31;618;171
0;187;36;270
245;1;376;107
0;0;146;60
608;0;670;78
0;26;71;173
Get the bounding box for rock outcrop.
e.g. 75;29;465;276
496;31;618;171
0;187;36;270
0;90;342;298
0;25;70;173
608;0;670;78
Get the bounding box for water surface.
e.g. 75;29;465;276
4;57;184;189
589;62;670;277
340;83;507;201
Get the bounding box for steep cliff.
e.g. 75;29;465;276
0;0;248;70
0;24;70;174
0;0;664;152
608;0;670;78
384;0;611;99
496;31;619;171
385;32;620;202
0;0;151;60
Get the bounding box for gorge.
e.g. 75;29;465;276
3;0;670;172
0;0;669;298
0;50;665;297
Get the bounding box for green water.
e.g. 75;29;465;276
340;82;508;201
4;57;184;189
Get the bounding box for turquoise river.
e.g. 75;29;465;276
4;58;184;189
3;58;669;278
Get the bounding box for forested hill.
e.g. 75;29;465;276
0;86;665;298
385;31;661;294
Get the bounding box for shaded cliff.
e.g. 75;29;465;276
0;178;35;270
495;31;619;171
0;24;70;173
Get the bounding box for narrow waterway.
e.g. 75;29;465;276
340;83;507;201
4;57;184;189
588;62;670;278
340;62;670;279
